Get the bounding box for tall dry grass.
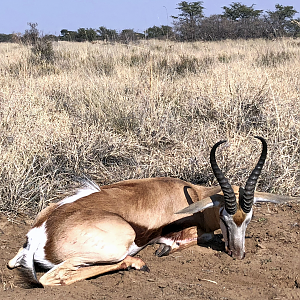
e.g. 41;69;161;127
0;38;300;218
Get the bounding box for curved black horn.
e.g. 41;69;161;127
210;140;237;215
240;136;267;213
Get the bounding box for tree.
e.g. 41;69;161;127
0;34;13;43
145;25;173;39
290;19;300;37
267;4;298;22
146;26;163;38
119;29;143;43
172;1;205;40
97;26;118;41
222;2;263;21
266;4;298;36
85;28;97;42
161;25;173;39
220;3;266;39
60;29;77;41
173;1;204;21
23;22;39;44
75;28;97;42
76;28;86;42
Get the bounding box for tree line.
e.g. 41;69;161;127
1;2;299;43
172;2;300;41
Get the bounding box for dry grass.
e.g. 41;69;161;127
0;38;300;218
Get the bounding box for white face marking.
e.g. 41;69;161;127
219;207;253;259
58;184;100;206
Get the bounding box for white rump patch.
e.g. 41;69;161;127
58;180;100;206
13;223;55;270
29;223;55;269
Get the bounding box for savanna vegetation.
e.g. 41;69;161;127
0;37;300;219
1;2;299;43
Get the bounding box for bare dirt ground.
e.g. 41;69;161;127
0;202;300;300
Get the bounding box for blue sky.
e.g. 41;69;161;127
1;0;299;35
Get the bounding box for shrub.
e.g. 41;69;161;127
31;38;55;63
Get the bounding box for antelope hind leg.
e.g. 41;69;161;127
8;247;24;268
39;256;149;286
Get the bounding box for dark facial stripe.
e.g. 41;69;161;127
220;207;230;247
220;218;230;247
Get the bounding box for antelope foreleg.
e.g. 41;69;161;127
156;227;199;256
39;256;149;286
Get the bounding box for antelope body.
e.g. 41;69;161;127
8;137;296;287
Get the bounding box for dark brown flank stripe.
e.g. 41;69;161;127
183;186;198;205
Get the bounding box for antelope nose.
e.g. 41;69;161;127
231;250;245;260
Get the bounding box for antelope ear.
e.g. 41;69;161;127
254;191;300;204
175;194;224;215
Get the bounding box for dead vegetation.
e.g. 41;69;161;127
0;38;300;218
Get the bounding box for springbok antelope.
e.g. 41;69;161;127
8;136;297;287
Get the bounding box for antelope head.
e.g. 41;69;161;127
177;136;267;259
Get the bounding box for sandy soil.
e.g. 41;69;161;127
0;202;300;300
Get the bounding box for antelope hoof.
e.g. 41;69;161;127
155;244;171;257
140;265;150;272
